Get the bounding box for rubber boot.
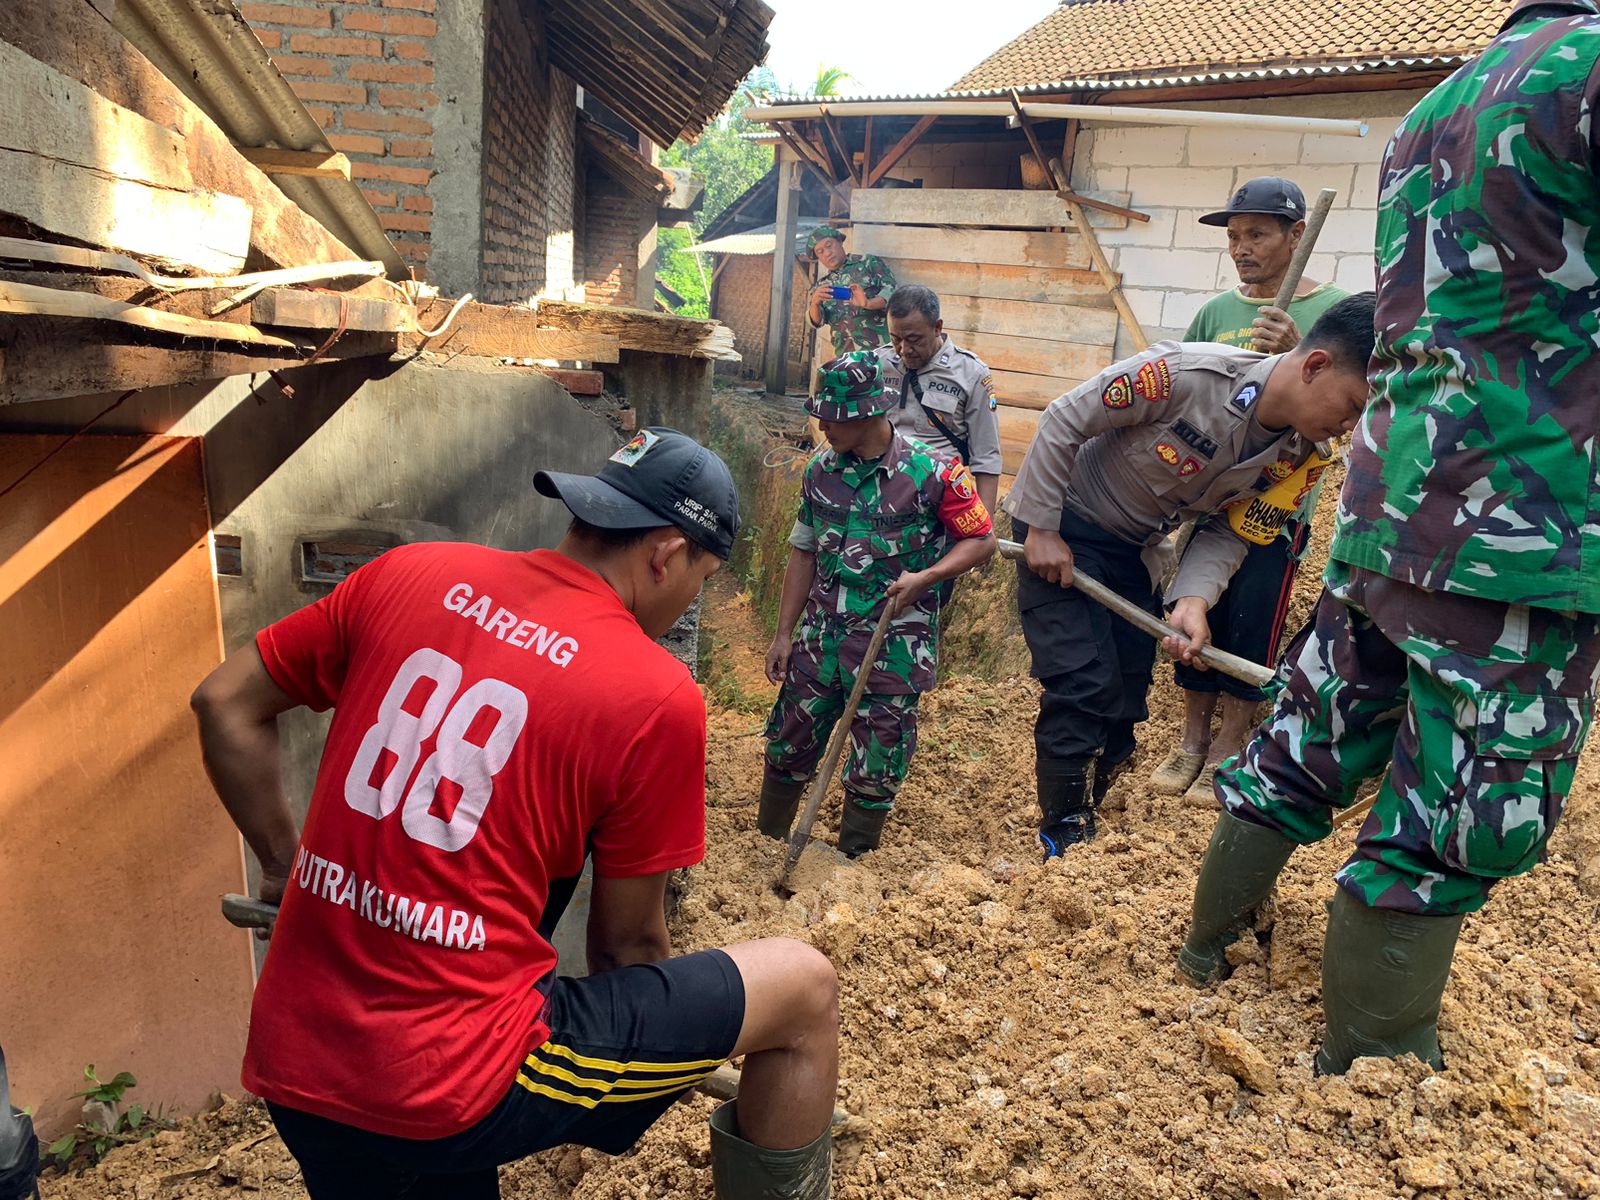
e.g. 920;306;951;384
837;794;889;858
756;777;807;841
1315;888;1465;1075
1037;758;1095;859
1091;744;1135;809
1176;810;1297;985
709;1099;831;1200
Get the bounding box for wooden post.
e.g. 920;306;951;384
765;157;802;394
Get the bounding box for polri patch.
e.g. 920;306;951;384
1229;382;1260;415
1155;441;1180;467
1134;358;1173;402
1170;418;1218;460
1102;374;1135;409
1179;457;1203;477
609;429;659;466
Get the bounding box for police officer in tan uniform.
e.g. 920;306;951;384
873;285;1004;513
1002;293;1375;857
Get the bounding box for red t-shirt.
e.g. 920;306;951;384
242;544;708;1138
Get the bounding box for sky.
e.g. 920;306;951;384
761;0;1058;98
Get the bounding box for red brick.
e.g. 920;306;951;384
288;33;382;55
402;194;434;213
392;240;431;261
271;54;334;77
290;80;368;105
389;138;433;159
255;29;283;48
342;11;436;35
388;39;434;61
377;88;437;110
360;187;398;208
241;3;330;27
347;62;434;83
343;111;431;135
380;212;432;233
301;104;334;127
328;133;386;155
352;161;433;185
383;0;435;10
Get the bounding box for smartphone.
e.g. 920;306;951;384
830;286;853;300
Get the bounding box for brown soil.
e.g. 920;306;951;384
44;474;1600;1199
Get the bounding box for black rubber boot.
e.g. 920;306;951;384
756;777;807;841
1315;888;1465;1075
837;794;889;858
1176;810;1297;985
1091;743;1135;808
709;1099;831;1200
1037;758;1095;858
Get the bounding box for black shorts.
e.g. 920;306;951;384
1174;521;1308;702
268;949;744;1200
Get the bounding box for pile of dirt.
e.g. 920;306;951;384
44;477;1600;1198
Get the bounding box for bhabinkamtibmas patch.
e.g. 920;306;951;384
1102;374;1135;409
1134;358;1173;402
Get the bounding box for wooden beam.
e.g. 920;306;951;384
766;158;801;394
0;4;362;272
850;224;1090;271
862;117;874;186
850;188;1133;231
819;110;859;186
876;259;1116;307
531;300;737;360
252;287;414;334
864;115;936;188
1061;117;1081;179
0;325;396;405
0;279;296;346
238;147;353;181
402;302;621;362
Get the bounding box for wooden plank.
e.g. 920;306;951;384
947;328;1114;381
988;369;1086;410
0;147;251;276
851;223;1089;271
0;37;189;191
253;287;413;334
881;259;1116;308
999;404;1041;476
0;279;295;346
850;188;1132;231
533;299;737;360
0;325;396;405
238;147;353;181
0;4;362;272
404;302;621;363
938;294;1118;347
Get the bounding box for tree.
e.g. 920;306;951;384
809;65;852;97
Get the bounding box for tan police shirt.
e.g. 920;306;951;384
875;337;1003;476
1001;341;1321;608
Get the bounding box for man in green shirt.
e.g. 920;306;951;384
1178;3;1600;1077
804;227;896;356
1148;178;1350;806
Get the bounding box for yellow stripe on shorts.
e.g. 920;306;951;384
528;1040;726;1075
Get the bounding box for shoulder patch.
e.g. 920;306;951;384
1102;374;1135;409
944;459;978;501
937;351;950;366
1155;441;1180;468
1134;358;1173;403
1229;382;1260;415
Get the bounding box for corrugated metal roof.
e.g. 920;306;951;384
685;223;823;257
114;0;408;279
769;52;1473;107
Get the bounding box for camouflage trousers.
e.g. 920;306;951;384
1220;560;1600;915
763;670;920;809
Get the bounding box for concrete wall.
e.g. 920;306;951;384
1073;91;1422;348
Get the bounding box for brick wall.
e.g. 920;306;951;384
479;0;579;303
1075;91;1422;344
243;0;441;274
712;254;768;375
583;174;655;307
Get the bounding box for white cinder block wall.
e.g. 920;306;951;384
1070;90;1429;354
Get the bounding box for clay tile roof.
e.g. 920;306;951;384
954;0;1506;90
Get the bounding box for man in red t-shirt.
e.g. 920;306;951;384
192;429;837;1200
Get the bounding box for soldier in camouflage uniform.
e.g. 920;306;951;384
805;227;897;356
1179;0;1600;1078
759;353;996;856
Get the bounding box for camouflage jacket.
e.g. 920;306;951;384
813;253;896;355
789;433;992;694
1333;0;1600;614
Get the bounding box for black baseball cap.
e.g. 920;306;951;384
1199;177;1307;227
534;427;741;559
